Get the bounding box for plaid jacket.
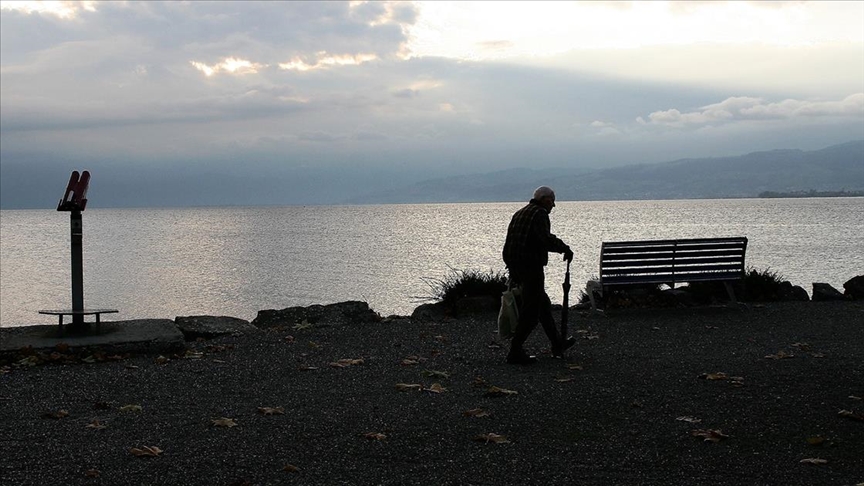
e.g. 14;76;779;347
502;199;569;268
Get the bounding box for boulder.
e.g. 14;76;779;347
843;275;864;300
778;281;810;301
454;296;499;316
252;301;381;329
811;283;846;302
410;302;450;322
175;316;258;341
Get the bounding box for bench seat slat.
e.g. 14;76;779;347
602;256;746;268
601;249;745;261
603;263;744;276
603;242;747;254
602;272;743;286
602;237;747;248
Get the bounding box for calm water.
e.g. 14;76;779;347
1;199;862;327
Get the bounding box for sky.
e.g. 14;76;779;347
1;1;863;207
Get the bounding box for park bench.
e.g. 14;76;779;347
586;237;748;311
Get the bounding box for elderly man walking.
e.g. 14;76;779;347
502;186;575;365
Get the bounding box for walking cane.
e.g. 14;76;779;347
561;259;571;342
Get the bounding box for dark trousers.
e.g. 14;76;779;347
508;265;560;352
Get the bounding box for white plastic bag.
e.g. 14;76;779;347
497;284;521;339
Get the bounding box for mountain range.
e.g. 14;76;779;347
347;140;864;204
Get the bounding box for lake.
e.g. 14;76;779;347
1;198;862;327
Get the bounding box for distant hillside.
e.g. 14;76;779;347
347;140;864;203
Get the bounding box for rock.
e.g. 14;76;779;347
843;275;864;300
410;302;449;322
811;283;846;302
777;282;810;301
454;296;499;316
175;316;258;341
252;301;381;329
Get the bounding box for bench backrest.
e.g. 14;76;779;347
600;237;748;286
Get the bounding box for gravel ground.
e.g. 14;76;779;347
1;301;862;486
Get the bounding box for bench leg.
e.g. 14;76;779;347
58;315;64;336
723;282;737;304
586;280;603;313
96;313;101;333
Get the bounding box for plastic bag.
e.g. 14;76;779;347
497;284;521;339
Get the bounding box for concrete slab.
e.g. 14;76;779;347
0;319;185;358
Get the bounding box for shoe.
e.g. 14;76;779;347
506;350;538;365
552;336;577;358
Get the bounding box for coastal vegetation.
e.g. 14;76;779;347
419;267;507;308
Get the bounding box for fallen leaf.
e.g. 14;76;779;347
155;356;170;365
691;429;729;442
42;409;69;419
183;350;204;359
799;458;828;465
211;417;238;428
212;359;226;364
130;446;162;457
555;377;575;383
125;364;140;370
806;436;825;446
765;350;794;360
119;404;142;412
631;400;643;408
584;333;600;340
566;364;584;371
283;464;300;473
257;407;285;416
81;356;96;364
86;419;107;430
810;353;825;358
850;396;863;401
425;383;447;394
84;469;100;478
401;359;419;366
485;386;518;397
329;358;364;368
676;416;702;424
472;376;487;387
651;326;661;330
395;383;422;392
791;342;811;351
701;372;728;380
364;432;387;441
433;335;447;342
464;408;490;418
705;325;718;330
298;365;318;371
473;433;510;444
284;335;295;343
293;320;312;330
422;369;450;379
838;409;864;422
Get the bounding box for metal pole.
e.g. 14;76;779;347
70;209;85;328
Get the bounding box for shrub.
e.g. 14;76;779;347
685;266;790;303
419;267;508;307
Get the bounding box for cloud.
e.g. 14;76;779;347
642;94;864;128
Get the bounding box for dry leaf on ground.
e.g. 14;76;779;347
211;417;238;428
555;377;575;383
791;342;811;351
566;364;584;371
424;383;447;394
130;446;162;457
155;356;170;365
485;386;518;397
42;409;69;419
422;369;450;379
364;432;387;441
119;404;142;412
676;416;702;424
691;429;729;442
395;383;422;392
838;409;864;422
330;358;364;368
806;436;825;446
298;365;318;371
464;408;490;418
700;372;728;380
86;419;107;429
401;359;419;366
84;469;100;478
765;350;794;359
799;458;828;465
283;464;300;473
473;377;487;387
473;433;510;444
258;407;285;415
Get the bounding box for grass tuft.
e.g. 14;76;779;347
417;267;508;307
